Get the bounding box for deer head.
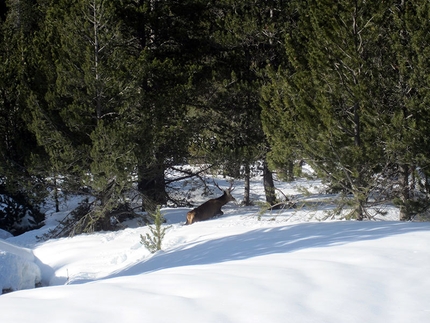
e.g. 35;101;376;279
185;181;236;225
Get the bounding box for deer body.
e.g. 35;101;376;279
186;187;236;225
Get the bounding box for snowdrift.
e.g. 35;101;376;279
0;174;429;323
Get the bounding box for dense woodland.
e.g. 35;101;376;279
1;0;430;236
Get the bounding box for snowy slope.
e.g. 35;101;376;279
0;174;430;323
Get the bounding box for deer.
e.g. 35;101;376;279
185;181;236;225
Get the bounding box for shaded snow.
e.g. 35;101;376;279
0;240;41;292
0;229;12;239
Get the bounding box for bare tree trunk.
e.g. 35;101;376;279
399;164;411;221
243;163;251;206
53;176;60;213
263;160;276;205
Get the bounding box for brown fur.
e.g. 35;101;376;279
185;189;236;225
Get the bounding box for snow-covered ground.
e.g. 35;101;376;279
1;171;430;323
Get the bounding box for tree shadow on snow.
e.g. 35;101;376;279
96;221;430;282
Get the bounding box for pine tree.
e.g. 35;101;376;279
29;0;139;234
189;0;288;205
123;0;221;210
384;1;430;220
140;206;168;253
0;0;48;234
263;1;392;219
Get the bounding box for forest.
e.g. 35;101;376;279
1;0;430;236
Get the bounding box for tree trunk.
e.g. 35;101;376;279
399;164;411;221
355;200;365;221
285;160;294;182
138;162;167;212
263;160;276;205
53;176;60;213
243;163;251;206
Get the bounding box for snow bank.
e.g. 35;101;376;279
0;220;429;323
0;229;12;239
0;240;41;294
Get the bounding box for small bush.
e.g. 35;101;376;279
140;206;169;253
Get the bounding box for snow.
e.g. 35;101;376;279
1;172;430;323
0;229;12;239
0;240;41;292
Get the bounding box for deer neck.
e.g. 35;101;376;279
216;191;230;205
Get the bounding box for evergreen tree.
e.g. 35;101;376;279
122;0;219;210
384;1;430;220
0;0;47;234
263;1;392;219
140;206;168;253
29;0;138;233
190;0;288;205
